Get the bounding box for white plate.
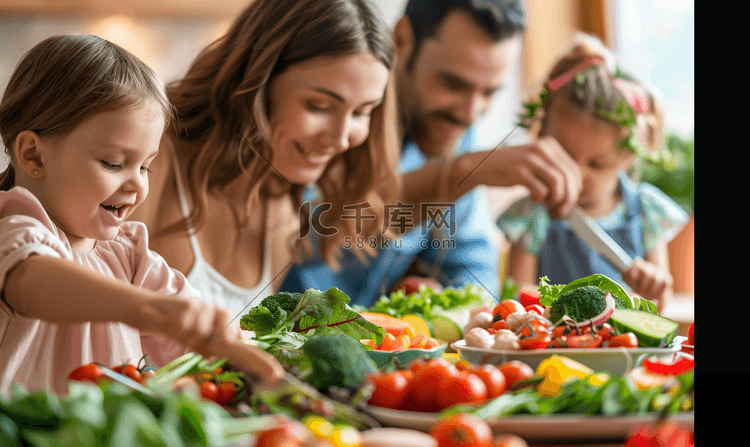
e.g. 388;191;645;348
451;339;682;376
363;406;694;443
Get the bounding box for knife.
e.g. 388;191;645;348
566;205;634;272
95;363;155;394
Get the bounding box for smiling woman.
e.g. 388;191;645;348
128;0;400;356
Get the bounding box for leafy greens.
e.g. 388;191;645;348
537;274;658;314
239;288;385;366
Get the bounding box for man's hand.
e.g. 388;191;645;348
473;136;582;217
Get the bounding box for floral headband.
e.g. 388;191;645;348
518;56;674;169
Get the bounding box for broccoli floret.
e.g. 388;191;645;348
260;292;303;316
549;286;607;323
302;332;376;391
240;292;303;334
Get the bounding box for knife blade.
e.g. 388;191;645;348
95;363;154;394
566;205;634;272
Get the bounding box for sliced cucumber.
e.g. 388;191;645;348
608;308;679;348
429;310;467;343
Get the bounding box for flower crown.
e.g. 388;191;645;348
518;56;674;169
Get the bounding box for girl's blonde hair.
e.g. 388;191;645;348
163;0;400;268
0;34;173;191
529;33;664;154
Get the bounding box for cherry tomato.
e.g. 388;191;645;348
687;322;694;345
523;304;545;316
518;319;550;338
367;371;410;409
552;325;571;338
469;365;507;398
430;413;493;447
497;361;534;389
518;290;541;308
551;335;568;348
596;323;616;342
518;330;552;350
440;371;487;409
411;358;459;412
493;434;530;447
455;360;473;372
491;320;509;331
111;365;123;374
492;300;525;320
215;381;236;406
200;380;219;402
255;419;308;447
407;357;428;375
608;332;639;348
122;364;142;383
565;333;603;348
68;363;104;383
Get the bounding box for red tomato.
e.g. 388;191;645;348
497;361;534;389
215;381;236;406
122;364;142;383
551;325;570;338
596;323;616;342
625;421;693;447
255;419;308;447
469;365;507;398
492;300;525;320
518;330;552;350
565;333;603;348
68;363;104;383
491;320;509;331
441;371;487;409
624;423;655;447
200;381;219;402
687;322;694;345
367;371;410;409
431;413;493;447
407;357;428;375
551;335;568;348
493;434;529;447
523;304;545;316
111;365;123;374
608;332;639;348
518;320;550;338
411;358;459;412
518;290;541;308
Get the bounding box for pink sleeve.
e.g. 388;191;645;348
116;222;201;367
0;188;71;318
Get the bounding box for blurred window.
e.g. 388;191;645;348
611;0;694;135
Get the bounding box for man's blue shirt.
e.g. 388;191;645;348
279;129;499;307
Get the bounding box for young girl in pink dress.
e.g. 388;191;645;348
0;34;282;396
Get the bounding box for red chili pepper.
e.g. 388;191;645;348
642;352;694;375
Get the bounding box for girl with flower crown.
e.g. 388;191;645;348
496;34;688;309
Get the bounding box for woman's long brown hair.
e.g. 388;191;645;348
163;0;400;269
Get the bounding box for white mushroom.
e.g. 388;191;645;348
463;327;496;349
463;311;494;334
492;329;520;350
